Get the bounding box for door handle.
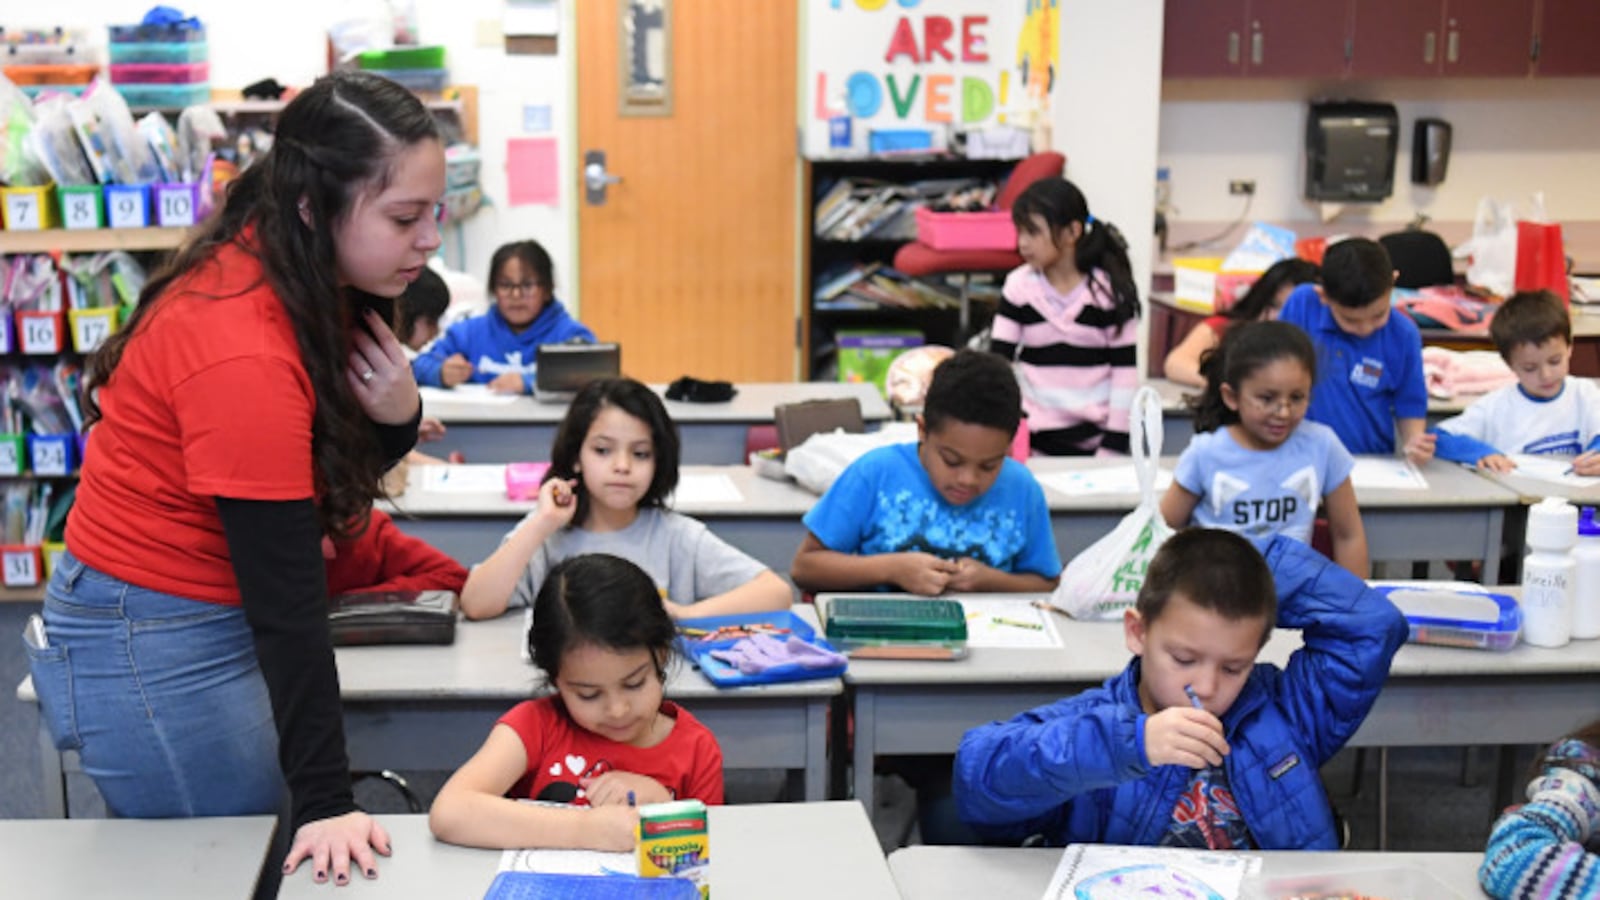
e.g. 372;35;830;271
583;150;622;205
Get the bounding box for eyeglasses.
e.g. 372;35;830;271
493;282;544;297
1246;394;1310;414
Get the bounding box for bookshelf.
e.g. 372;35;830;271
804;156;1019;381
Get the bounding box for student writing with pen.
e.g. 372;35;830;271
955;529;1406;849
1432;290;1600;476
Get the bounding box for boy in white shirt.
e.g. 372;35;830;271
1433;290;1600;474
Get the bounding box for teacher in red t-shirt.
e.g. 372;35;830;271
25;71;441;892
1163;258;1320;387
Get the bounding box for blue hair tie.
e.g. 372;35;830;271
1085;214;1096;226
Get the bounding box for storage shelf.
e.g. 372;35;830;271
0;227;187;254
0;585;45;603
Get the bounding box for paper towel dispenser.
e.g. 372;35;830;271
1304;101;1399;202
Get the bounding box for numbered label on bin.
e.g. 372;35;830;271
20;315;62;355
106;187;150;229
2;550;40;588
31;440;68;477
62;192;101;230
156;185;197;227
72;311;116;353
3;191;43;231
0;441;19;477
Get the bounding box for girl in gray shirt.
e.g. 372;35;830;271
460;378;793;620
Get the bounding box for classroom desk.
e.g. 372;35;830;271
830;592;1600;830
278;803;901;899
887;845;1487;899
384;464;819;571
2;815;276;900
24;611;840;818
1028;455;1517;574
419;381;892;464
1145;377;1475;452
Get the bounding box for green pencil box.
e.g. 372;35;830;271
823;597;968;656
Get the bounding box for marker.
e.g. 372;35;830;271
990;616;1043;631
1184;684;1203;710
628;790;636;807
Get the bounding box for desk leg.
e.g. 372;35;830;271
39;723;65;818
854;689;876;817
1378;746;1390;850
1484;508;1504;586
805;696;827;802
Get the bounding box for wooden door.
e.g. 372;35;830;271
1245;0;1352;77
1535;0;1600;76
1162;0;1249;78
1441;0;1536;76
576;1;798;382
1350;0;1445;78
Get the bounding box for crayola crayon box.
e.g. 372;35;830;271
638;799;709;897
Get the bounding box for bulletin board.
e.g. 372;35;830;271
802;0;1056;159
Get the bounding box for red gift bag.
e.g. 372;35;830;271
1515;219;1569;303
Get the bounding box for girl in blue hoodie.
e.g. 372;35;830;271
412;240;595;393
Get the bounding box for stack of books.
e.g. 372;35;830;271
813;177;1000;242
813;263;959;311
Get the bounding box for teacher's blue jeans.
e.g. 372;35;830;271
25;549;285;818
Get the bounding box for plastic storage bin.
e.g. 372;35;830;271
357;45;446;70
2;63;98;85
4;42;93;65
111;82;210;109
1244;863;1469;899
1;184;61;230
364;68;448;91
109;23;206;43
1372;581;1523;651
110;61;209;83
108;41;207;64
913;206;1017;250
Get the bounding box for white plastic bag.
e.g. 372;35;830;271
783;422;918;495
1456;195;1517;296
1050;387;1173;620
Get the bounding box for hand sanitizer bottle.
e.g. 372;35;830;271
1521;497;1577;648
1571;506;1600;640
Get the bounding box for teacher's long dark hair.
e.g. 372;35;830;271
86;71;439;538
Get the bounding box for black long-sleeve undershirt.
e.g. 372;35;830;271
216;495;353;830
212;401;419;830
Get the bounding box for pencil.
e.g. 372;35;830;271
1030;599;1073;621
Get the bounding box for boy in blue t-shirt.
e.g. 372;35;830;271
790;349;1061;595
1277;238;1435;463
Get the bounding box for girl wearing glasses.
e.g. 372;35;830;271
1160;321;1369;577
412;239;595;394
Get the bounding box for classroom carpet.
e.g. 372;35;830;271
0;602;1532;853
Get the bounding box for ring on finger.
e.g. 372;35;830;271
361;369;375;383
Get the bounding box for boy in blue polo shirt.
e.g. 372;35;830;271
1278;238;1435;464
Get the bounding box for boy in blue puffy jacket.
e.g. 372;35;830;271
954;529;1406;849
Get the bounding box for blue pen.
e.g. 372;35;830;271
627;790;636;807
1184;684;1203;710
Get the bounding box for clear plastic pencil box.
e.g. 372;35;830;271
1370;580;1521;651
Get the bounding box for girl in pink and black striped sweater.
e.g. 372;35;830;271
990;178;1141;456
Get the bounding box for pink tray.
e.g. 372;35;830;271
914;207;1017;251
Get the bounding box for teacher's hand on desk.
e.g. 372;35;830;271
285;809;392;886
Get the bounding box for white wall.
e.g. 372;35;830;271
1160;78;1600;226
42;0;577;305
1053;1;1163;359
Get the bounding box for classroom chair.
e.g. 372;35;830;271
1379;230;1455;289
892;151;1067;332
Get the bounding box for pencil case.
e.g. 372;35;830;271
675;610;846;687
1370;580;1521;651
